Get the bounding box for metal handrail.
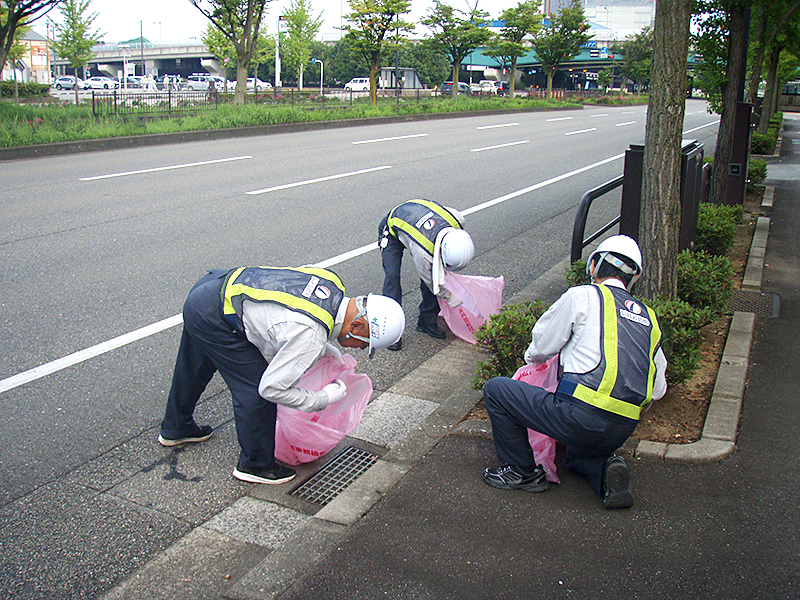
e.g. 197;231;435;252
570;175;624;264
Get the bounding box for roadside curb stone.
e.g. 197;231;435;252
636;185;772;464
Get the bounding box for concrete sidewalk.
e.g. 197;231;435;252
97;121;798;600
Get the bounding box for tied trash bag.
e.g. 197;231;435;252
512;355;561;484
437;271;504;344
274;354;372;466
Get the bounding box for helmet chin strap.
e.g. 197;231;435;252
338;296;371;344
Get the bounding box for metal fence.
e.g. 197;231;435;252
91;89;223;117
91;86;602;117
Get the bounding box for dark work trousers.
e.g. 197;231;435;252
160;270;278;471
483;377;637;496
379;217;440;327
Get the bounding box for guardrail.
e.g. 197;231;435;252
570;175;624;264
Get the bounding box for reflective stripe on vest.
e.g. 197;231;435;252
221;266;345;334
558;284;662;421
386;200;461;255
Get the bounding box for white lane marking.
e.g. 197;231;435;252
684;120;719;134
79;156;253;181
547;117;574;122
352;133;429;144
591;113;609;117
477;123;519;130
0;315;183;394
0;151;631;394
616;121;636;127
462;153;624;216
565;128;597;136
471;140;530;152
246;165;392;195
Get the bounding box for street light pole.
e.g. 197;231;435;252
311;58;323;95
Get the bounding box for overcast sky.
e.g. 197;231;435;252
33;0;521;44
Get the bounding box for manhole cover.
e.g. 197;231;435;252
728;290;779;318
291;446;378;506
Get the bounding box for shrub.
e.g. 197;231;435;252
748;158;767;191
472;300;548;389
0;81;51;98
750;132;775;155
647;296;713;384
565;259;588;287
695;202;742;255
676;249;733;319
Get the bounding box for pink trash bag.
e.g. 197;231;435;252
512;355;561;484
274;354;372;466
437;271;504;344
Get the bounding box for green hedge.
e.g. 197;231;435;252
0;81;51;98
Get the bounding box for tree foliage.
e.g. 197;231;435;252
531;0;591;98
282;0;322;89
611;26;653;92
51;0;103;103
202;20;272;84
341;0;413;105
485;0;542;96
189;0;271;104
0;0;61;76
421;0;490;92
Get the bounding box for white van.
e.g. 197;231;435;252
345;77;370;91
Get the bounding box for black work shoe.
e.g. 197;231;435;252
482;464;549;492
158;424;213;447
233;463;296;485
387;338;403;351
416;322;446;339
603;455;634;509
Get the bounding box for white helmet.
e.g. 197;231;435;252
440;228;475;271
586;235;643;290
353;294;405;358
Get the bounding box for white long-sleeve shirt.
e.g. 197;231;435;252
524;279;667;401
241;299;348;412
396;206;465;299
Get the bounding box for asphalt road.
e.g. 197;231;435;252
0;100;719;598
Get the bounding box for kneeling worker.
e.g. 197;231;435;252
482;235;667;508
158;266;405;484
378;199;475;350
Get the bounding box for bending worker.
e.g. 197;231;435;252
378;199;475;350
482;235;667;509
158;266;405;485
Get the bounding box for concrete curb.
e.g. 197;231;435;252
636;185;774;464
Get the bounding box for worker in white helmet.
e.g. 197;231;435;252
378;199;475;350
158;266;405;485
482;235;667;509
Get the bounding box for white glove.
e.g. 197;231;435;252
446;293;463;308
323;342;345;365
321;379;347;407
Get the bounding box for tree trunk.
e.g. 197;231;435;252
546;70;553;98
510;57;518;97
638;0;691;301
235;63;248;105
451;62;460;96
709;6;747;206
369;61;379;105
745;3;766;106
758;44;781;134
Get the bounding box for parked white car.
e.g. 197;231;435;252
85;76;119;90
247;78;272;91
344;77;370;91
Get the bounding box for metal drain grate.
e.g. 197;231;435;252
728;290;780;318
291;446;378;506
